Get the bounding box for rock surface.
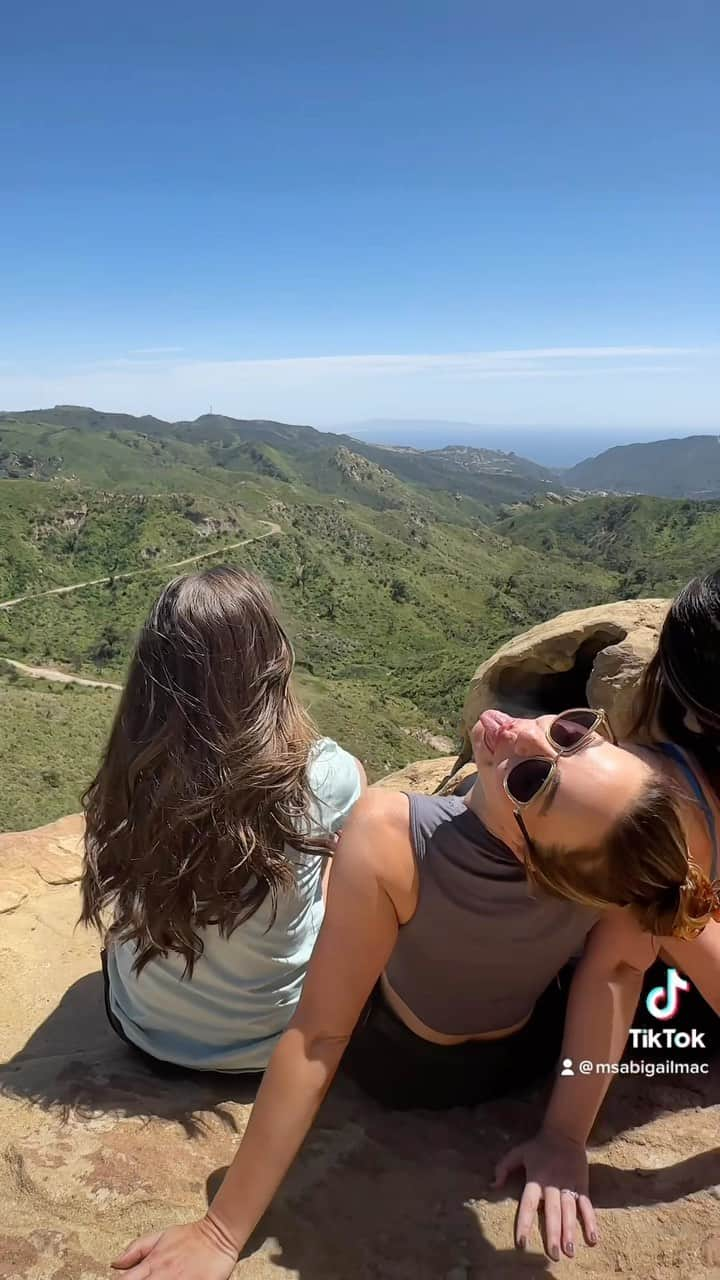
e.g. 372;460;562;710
1;813;718;1279
374;756;477;795
462;598;670;751
374;756;455;793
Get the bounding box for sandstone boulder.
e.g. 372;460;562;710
462;598;670;752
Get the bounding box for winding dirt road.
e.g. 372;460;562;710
0;658;122;690
0;520;281;610
0;519;282;690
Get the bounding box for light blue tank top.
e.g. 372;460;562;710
106;738;362;1071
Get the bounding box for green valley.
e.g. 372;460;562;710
1;407;718;831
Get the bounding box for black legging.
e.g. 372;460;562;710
342;971;571;1110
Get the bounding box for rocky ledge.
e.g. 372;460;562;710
1;601;719;1280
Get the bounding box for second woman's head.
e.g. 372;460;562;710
635;569;720;757
82;566;319;972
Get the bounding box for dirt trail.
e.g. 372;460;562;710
0;520;281;610
0;658;122;690
0;520;282;690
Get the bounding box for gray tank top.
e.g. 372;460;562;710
384;794;598;1036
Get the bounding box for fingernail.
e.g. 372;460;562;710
590;1231;598;1245
565;1242;575;1257
518;1236;526;1250
551;1246;560;1261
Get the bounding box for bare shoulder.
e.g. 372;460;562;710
339;786;410;837
334;787;415;908
585;907;659;972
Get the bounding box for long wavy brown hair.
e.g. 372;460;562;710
81;565;323;975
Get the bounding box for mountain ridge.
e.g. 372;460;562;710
565;434;720;499
0;405;562;506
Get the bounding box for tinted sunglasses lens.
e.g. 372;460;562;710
506;758;554;805
549;710;599;750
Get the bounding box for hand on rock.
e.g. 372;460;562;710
112;1215;239;1279
493;1127;598;1261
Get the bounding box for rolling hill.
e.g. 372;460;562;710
0;405;561;506
565;435;720;499
1;404;719;832
498;494;720;595
0;407;607;829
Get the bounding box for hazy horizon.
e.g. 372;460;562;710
4;401;719;469
342;419;720;467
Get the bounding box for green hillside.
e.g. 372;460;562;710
0;666;118;832
565;435;720;499
0;406;561;506
0;476;615;823
499;495;720;595
1;407;718;834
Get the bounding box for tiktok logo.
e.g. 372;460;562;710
645;967;691;1021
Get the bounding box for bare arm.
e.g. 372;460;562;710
209;798;403;1248
496;910;657;1261
113;791;413;1278
543;910;658;1143
660;919;720;1015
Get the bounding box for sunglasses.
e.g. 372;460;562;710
503;708;617;854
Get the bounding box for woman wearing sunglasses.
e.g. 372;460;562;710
115;708;720;1279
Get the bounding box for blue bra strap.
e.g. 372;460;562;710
654;742;719;879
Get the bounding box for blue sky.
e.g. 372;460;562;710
2;1;718;437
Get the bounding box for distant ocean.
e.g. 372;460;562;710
339;421;713;468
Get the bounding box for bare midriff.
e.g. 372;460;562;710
380;972;532;1045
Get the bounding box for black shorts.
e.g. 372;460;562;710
342;972;571;1111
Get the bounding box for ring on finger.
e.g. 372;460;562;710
560;1188;579;1200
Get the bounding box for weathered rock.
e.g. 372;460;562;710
1;802;718;1279
374;756;457;794
462;598;670;749
375;758;478;796
703;1233;720;1267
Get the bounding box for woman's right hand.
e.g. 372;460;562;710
112;1215;239;1279
493;1127;597;1260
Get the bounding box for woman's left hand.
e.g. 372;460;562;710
493;1127;598;1260
112;1216;239;1279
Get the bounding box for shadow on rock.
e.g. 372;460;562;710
0;969;261;1136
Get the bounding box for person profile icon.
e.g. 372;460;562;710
560;1057;575;1076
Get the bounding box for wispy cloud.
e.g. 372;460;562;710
201;344;703;372
105;344;711;378
1;344;717;430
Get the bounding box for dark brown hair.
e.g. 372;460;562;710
633;570;720;767
81;565;323;975
526;777;720;940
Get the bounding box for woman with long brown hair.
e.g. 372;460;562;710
81;565;364;1073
